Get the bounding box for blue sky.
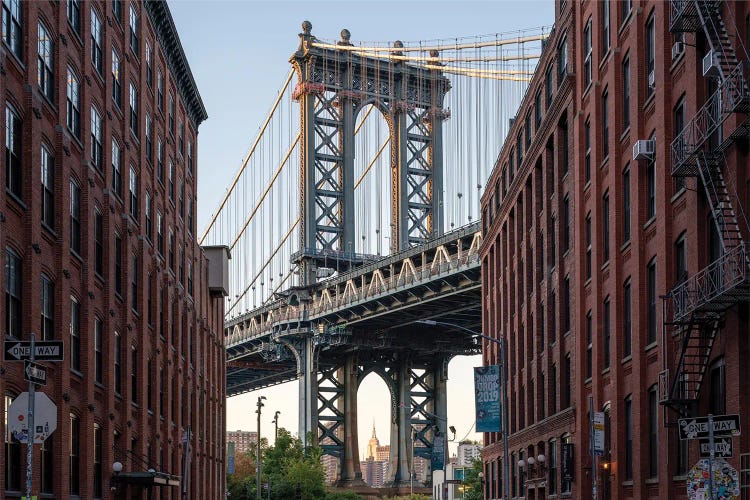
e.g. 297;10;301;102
169;0;554;459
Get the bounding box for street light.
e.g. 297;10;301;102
272;411;280;441
416;319;511;500
256;396;266;500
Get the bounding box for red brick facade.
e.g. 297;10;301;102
480;1;750;499
0;1;225;498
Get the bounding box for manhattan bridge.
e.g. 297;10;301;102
200;22;548;488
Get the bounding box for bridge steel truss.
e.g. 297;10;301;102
225;222;482;487
290;22;450;285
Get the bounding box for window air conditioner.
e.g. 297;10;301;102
633;139;655;161
703;50;720;77
672;41;684;61
648;70;655;90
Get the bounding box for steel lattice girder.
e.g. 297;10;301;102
317;364;345;456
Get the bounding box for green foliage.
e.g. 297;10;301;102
460;459;484;500
324;490;361;500
383;495;430;500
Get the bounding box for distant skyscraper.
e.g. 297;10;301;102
226;430;258;455
363;425;388;487
456;441;482;466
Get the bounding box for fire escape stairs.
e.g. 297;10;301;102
662;0;750;418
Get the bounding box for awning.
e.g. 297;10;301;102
112;471;180;487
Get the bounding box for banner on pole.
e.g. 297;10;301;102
474;366;501;433
431;435;446;471
227;441;236;475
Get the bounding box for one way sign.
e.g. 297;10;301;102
4;341;64;362
699;437;733;458
678;414;741;440
24;361;47;386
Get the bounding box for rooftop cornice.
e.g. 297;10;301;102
144;0;208;127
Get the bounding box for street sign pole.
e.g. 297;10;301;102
708;414;714;500
25;333;35;500
589;395;598;500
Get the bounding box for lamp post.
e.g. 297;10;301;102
256;396;266;500
272;411;280;442
417;319;511;500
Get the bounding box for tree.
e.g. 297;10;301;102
461;459;484;500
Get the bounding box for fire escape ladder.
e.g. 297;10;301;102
697;152;745;252
695;1;740;82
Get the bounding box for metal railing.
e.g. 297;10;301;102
671;62;749;176
670;243;750;322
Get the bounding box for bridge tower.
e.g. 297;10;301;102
288;22;452;488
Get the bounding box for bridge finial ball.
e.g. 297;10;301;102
302;21;312;35
394;40;404;48
430;49;439;58
341;29;351;42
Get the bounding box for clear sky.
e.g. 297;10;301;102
169;0;554;459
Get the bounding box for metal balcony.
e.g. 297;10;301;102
670;0;703;33
671;62;750;177
670;243;750;323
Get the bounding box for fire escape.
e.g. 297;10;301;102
660;0;750;418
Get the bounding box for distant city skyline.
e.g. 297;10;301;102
168;0;554;458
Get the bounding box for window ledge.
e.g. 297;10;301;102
643;92;656;111
71;369;83;378
645;478;659;484
621;354;632;364
6;189;27;211
671;186;687;203
643;217;656;230
673;475;687;481
645;341;658;352
619;126;631;144
622;480;634;486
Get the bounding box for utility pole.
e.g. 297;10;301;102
256;396;266;500
272;411;280;441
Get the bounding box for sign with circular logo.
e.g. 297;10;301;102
686;458;739;499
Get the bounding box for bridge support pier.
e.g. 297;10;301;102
337;355;364;487
387;357;413;486
298;335;317;448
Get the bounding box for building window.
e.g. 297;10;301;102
40;433;53;492
584;117;591;182
6;104;22;198
112;48;121;106
563;275;570;333
115;235;123;296
67;0;81;33
146;42;153;87
646;13;655;97
647;258;657;345
5;248;22;339
91;8;103;75
545;64;554;108
187;141;194;176
623;279;632;357
602;191;610;262
145;114;153;163
38;22;54;101
91;106;103;170
648;385;658;478
4;394;22;489
66;66;81;137
179;180;185;218
601;0;610;56
69;413;80;494
179;120;185;154
169;93;175;133
548;439;557;494
187;197;194;235
187;262;193;296
622;166;631;243
602;89;609;157
94;317;103;384
550;363;557;414
112;138;122;197
586;310;592;379
563;353;571;408
561;119;569;174
70;296;80;371
524;112;532;148
557;33;567;86
94;210;104;276
585;213;592;279
129;166;139;220
145;191;153;240
603;297;611;368
709;358;726;415
157;70;164;111
70;179;81;254
647;137;656;220
621;0;632;24
675;232;687;285
534;89;542;129
131;345;138;403
622;56;630;130
41;274;54;340
169;230;175;270
147;358;154;411
583;18;592;87
157;210;164;255
673;97;686;192
129;2;139;54
624;395;633;479
159;366;165;416
169;159;175;200
2;0;23;59
114;332;122;395
131;255;139;312
41;145;55;228
158;286;164;338
563;195;570;251
93;424;103;497
129;82;138;136
112;0;122;23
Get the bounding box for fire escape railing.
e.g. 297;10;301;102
670;243;750;323
671;62;750;177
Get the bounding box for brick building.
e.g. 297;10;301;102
480;1;750;499
0;1;227;498
227;429;258;455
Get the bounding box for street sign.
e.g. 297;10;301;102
446;479;462;484
679;414;741;440
592;411;605;456
699;437;733;458
7;392;57;444
4;341;64;362
23;361;46;386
